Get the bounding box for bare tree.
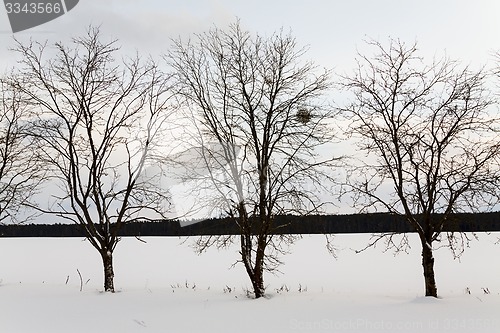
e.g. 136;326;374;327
0;79;43;225
9;27;174;292
168;21;337;298
342;39;500;297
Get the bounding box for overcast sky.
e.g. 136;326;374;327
1;1;499;220
1;0;500;71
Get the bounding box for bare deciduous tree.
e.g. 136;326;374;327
168;21;338;298
0;79;43;225
9;27;174;292
342;39;500;297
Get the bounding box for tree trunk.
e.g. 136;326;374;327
101;250;115;292
240;236;266;299
421;239;437;297
250;263;265;299
252;238;266;299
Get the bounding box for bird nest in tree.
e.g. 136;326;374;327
296;108;312;124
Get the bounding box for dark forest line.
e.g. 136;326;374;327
1;212;499;237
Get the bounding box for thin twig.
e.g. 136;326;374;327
77;268;83;292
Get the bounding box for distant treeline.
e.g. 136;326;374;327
1;212;499;237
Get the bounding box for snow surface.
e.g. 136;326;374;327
1;233;499;332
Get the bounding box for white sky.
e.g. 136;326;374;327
1;0;500;70
1;0;499;220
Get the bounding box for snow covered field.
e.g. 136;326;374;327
1;233;499;332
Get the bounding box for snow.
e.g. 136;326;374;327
1;233;499;332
